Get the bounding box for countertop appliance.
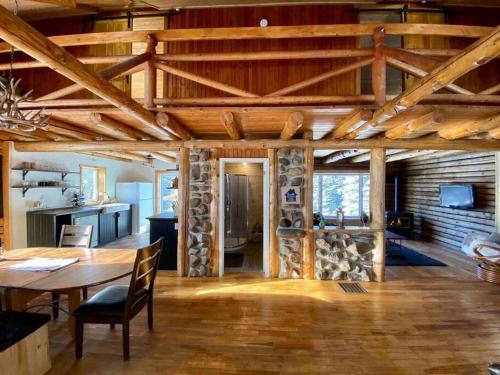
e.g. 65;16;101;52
116;182;154;234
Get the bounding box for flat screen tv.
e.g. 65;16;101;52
439;184;474;209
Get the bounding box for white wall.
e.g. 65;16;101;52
10;150;174;249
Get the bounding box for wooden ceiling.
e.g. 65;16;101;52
0;4;498;165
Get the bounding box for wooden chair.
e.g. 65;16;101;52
74;238;163;360
52;225;93;319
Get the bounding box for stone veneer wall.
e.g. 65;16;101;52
314;232;374;281
276;148;306;279
187;149;212;277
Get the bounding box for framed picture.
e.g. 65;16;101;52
281;186;301;205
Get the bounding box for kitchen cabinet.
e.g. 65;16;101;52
73;214;99;247
147;213;177;270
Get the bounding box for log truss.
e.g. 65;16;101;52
0;8;498;163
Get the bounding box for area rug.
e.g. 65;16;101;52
385;245;447;266
224;253;244;268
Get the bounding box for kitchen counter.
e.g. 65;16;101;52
29;206;102;216
146;212;177;221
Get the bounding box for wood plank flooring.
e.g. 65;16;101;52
42;240;499;374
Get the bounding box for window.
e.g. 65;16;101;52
80;165;106;203
313;173;370;218
155;171;178;214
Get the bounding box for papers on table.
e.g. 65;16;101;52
9;257;79;272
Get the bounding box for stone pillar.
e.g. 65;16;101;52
276;148;306;278
187;149;212;277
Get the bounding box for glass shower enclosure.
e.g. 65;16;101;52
224;174;249;252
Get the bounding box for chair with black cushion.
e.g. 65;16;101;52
74;238;163;360
52;225;93;319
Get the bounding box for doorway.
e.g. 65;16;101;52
218;158;269;277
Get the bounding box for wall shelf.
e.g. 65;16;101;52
12;167;80;181
11;185;80;197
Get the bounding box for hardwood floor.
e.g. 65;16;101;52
42;240;499;374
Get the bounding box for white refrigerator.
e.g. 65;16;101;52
116;182;154;234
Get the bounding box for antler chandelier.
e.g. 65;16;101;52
0;0;49;132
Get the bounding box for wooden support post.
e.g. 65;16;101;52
144;35;157;109
268;148;279;278
210;149;219;276
372;27;386;107
2;141;12;250
369;148;386;282
302;132;314;279
177;148;189;277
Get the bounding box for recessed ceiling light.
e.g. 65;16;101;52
260;18;268;27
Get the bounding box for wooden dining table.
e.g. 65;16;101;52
0;247;137;337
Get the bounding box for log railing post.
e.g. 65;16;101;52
144;34;158;109
370;148;386;282
372;27;386;107
210;148;220;276
177;147;189;276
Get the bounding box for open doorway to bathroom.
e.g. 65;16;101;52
219;158;269;277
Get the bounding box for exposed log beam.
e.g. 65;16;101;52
0;56;132;71
0;6;172;140
380;45;441;72
157;49;373;62
488;126;500;139
385;149;437;162
13;137;500;152
219;111;242;140
438;112;500;139
89;113;156;141
386;57;474;95
322;149;367;164
344;26;500;137
372;27;386;107
37;52;150;101
331;109;374;139
480;83;500;95
280;112;304;140
348;149;402;163
0;24;491;54
30;0;76;7
21;93;500;109
155;61;259;98
267;57;374;97
385;110;445;139
155;113;192;141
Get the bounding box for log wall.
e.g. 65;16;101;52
401;152;496;250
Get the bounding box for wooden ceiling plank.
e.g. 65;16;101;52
156;113;192;141
386;57;474;95
385;110;445;140
30;0;76;8
280;112;305;140
219;111;242;140
267;57;374;97
349;149;403;163
0;6;172;140
438;112;500;139
155;61;259;98
37;52;150;101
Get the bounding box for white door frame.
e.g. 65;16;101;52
218;158;270;277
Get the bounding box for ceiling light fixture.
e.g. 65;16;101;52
0;0;49;132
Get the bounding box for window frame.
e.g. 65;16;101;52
80;165;107;204
154;170;178;214
313;172;370;219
